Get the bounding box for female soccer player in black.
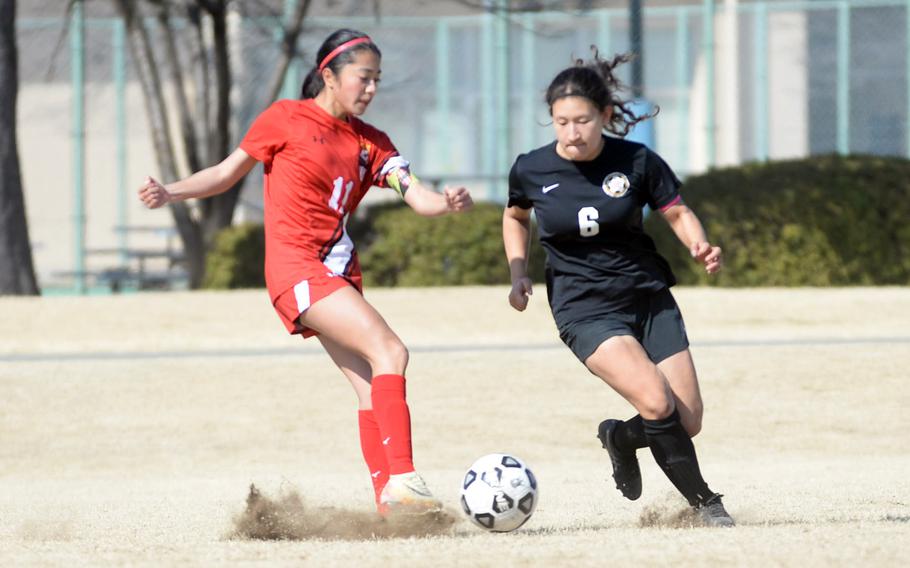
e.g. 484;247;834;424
502;52;734;526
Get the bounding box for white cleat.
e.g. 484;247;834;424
379;471;443;513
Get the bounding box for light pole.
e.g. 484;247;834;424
630;0;643;98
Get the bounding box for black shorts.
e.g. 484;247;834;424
558;288;689;364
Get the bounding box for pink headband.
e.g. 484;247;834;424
318;37;373;71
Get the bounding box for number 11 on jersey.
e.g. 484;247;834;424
578;206;600;237
329;176;354;214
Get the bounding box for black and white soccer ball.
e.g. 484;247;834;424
460;453;538;532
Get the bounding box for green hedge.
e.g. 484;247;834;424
205;155;910;288
644;154;910;285
355;201;547;286
203;222;265;289
203;202;546;289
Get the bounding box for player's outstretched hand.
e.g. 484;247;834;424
508;277;533;311
138;176;171;209
690;241;723;274
444;186;473;213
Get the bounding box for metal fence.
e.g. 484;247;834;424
14;0;910;291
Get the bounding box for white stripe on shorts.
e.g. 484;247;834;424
294;280;311;314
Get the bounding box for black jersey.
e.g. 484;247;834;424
507;135;681;328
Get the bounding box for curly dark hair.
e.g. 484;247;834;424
545;48;658;137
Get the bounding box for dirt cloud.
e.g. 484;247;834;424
229;484;457;541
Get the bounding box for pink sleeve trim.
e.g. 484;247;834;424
658;195;683;212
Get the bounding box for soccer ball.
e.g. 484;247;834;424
460;453;538;532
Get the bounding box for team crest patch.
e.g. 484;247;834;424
602;172;630;198
358;139;372;181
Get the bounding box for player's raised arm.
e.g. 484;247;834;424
400;178;473;216
377;157;470;216
502;205;533;311
138;148;258;209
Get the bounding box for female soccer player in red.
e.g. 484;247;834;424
502;51;733;526
138;29;472;514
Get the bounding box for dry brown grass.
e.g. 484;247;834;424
1;286;909;566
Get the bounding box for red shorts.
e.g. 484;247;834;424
272;272;363;338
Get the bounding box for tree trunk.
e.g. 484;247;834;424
111;0;313;288
114;0;206;287
155;0;202;174
186;4;211;170
0;0;40;295
199;0;241;249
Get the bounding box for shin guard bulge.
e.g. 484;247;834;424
370;374;415;475
643;409;714;506
358;409;390;505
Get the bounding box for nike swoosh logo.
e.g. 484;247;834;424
382;437;391;445
371;470;382;478
542;183;559;193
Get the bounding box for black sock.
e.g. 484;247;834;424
643;409;714;507
613;415;647;453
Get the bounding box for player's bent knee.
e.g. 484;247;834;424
637;395;675;421
390;340;409;370
367;335;409;374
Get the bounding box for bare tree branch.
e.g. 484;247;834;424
112;0;205;286
199;0;230;163
186;2;212;171
152;0;202;173
264;0;312;104
195;0;238;244
106;0;315;286
448;0;597;14
42;0;78;81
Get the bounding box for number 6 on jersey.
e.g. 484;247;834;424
578;206;600;237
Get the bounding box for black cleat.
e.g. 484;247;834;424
696;494;735;527
597;419;642;501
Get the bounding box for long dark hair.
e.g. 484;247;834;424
300;29;381;99
545;48;657;137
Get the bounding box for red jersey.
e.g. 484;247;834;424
240;99;400;301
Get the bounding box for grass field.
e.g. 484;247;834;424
1;286;909;566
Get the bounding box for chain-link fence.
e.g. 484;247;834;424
15;0;910;290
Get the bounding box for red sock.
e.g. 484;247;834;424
370;374;415;475
357;409;389;506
